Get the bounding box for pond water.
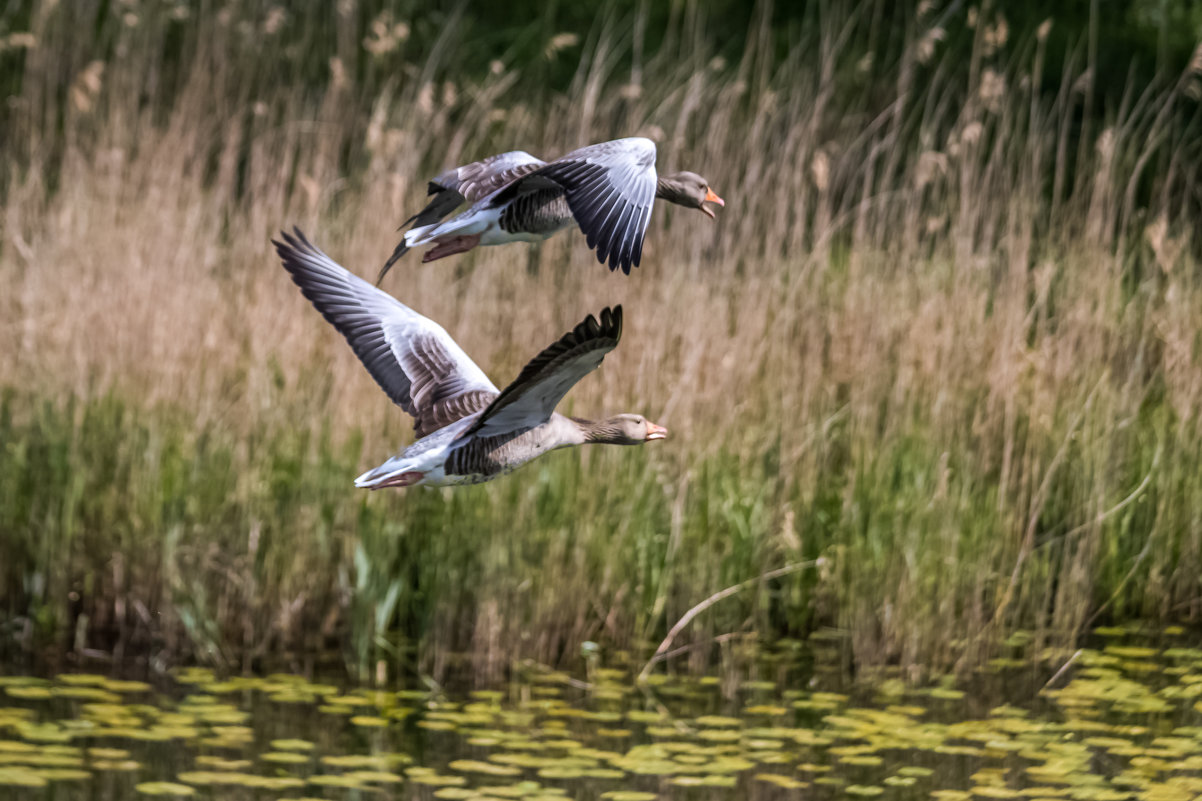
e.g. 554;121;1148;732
2;627;1202;800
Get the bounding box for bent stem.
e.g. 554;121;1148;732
637;559;823;684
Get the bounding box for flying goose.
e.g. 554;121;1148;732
274;228;667;488
378;137;724;281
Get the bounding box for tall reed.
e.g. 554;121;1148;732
2;1;1201;683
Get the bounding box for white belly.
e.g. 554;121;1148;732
479;227;558;246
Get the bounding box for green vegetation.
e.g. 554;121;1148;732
2;0;1202;681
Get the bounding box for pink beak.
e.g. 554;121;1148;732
645;421;668;441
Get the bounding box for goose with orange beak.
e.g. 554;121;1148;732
380;137;725;280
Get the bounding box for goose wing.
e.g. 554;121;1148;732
492;137;657;274
447;150;547;202
275;228;499;438
463;306;623;438
380;151;546;281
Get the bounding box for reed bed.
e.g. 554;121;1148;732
2;1;1201;684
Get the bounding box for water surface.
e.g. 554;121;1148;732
3;627;1202;799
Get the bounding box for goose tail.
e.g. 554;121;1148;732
403;206;498;247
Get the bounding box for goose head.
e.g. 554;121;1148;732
656;171;725;218
579;414;668;445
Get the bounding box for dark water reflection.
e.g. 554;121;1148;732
3;627;1202;800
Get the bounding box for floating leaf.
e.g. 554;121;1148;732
897;766;934;777
350;715;389;727
4;687;51;700
102;680;151;694
408;772;467;787
449;759;521;776
418;720;457;731
755;773;808;789
308;774;366;788
88;747;130;760
271;739;315;752
695;715;741;727
177;772;304;790
0;767;47;787
136;781;197;796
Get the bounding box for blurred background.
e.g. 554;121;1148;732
2;0;1202;685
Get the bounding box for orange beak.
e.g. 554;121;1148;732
701;187;724;219
645;421;668;441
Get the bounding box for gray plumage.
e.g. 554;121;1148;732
499;190;574;236
386;137;724;277
274;229;666;488
379;151;546;282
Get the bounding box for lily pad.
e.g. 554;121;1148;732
0;767;48;787
271;739;316;751
136;781;197;796
449;759;522;776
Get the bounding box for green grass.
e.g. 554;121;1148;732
1;275;1198;682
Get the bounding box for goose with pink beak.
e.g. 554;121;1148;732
274;228;667;488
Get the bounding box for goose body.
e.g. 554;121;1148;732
274;228;667;488
364;412;587;487
379;137;723;280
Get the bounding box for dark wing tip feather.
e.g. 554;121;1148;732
273;227;349;323
587;305;621;344
466;304;623;435
272;227;311;272
602;305;622;342
273;228;333;289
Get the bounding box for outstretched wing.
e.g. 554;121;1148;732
275;228;499;438
521;137;658;274
379;151;547;282
463;306;623;439
448;150;547;202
